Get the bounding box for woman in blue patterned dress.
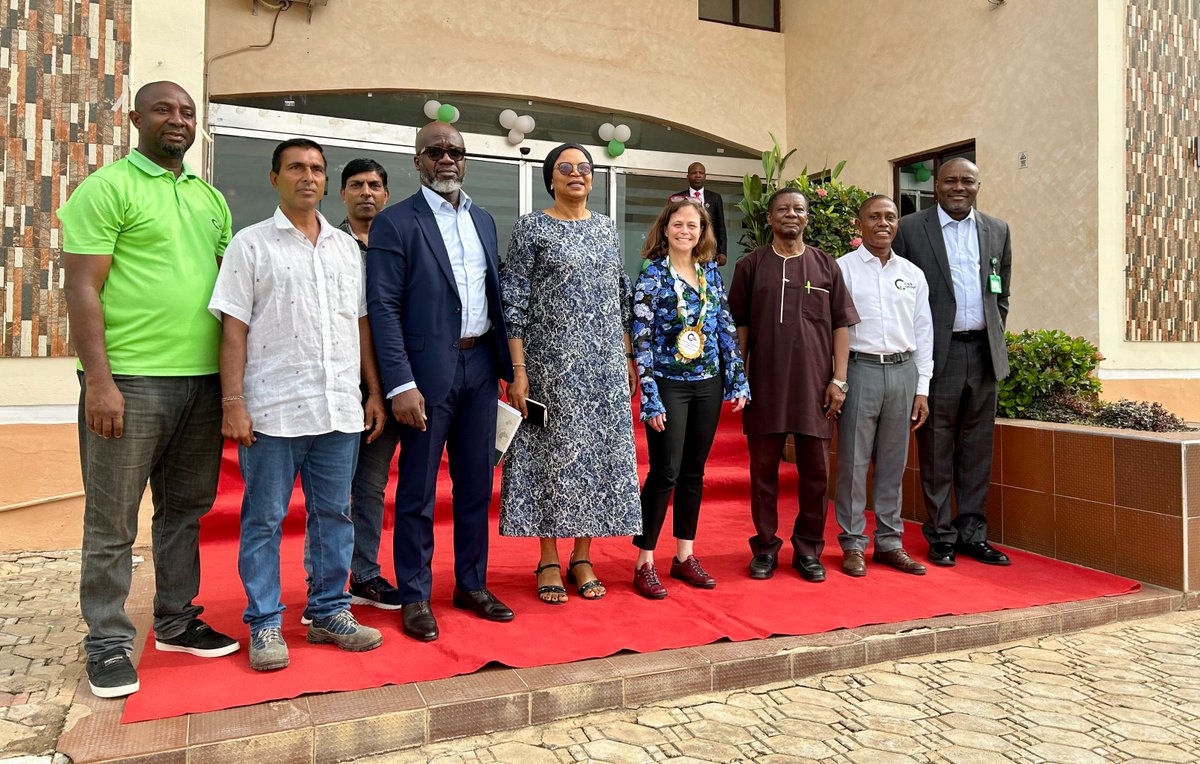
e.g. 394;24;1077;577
629;198;749;599
500;143;641;604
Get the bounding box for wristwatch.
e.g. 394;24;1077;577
830;378;849;393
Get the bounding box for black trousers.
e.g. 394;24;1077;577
634;375;724;551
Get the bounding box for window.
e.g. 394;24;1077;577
699;0;779;31
892;142;976;216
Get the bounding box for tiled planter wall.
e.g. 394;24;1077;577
821;420;1200;591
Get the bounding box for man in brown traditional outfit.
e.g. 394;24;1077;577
728;188;859;583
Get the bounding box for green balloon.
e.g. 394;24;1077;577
915;166;931;182
437;103;455;123
607;139;625;157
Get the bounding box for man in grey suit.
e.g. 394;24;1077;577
892;158;1012;567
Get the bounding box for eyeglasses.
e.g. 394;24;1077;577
420;146;467;161
555;162;592;177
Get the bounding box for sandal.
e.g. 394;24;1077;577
535;562;567;605
566;559;606;600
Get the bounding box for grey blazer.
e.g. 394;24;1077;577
893;206;1011;380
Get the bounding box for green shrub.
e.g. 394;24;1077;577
735;134;870;258
998;329;1102;419
999;329;1193;432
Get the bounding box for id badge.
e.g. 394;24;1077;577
989;274;1002;294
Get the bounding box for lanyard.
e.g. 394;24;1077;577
667;259;708;328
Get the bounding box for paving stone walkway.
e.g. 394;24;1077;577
0;551;88;761
361;610;1200;764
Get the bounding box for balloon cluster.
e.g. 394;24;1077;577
499;109;536;145
909;163;932;183
598;122;631;157
423;99;460;124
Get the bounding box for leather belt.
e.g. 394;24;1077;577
457;330;492;349
951;330;987;342
850;351;912;365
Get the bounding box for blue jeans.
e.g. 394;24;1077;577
77;373;222;658
237;431;359;631
349;389;402;582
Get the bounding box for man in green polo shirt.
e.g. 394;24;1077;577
59;81;240;699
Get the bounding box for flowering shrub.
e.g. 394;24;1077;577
735;134;870;259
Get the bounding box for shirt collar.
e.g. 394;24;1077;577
852;243;897;265
272;207;336;240
690;187;704;198
421;184;473;212
127;148;198;180
937;204;976;228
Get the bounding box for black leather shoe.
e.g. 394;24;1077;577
928;542;956;566
956;541;1011;566
401;601;439;642
748;553;778;580
452;587;515;622
792;555;826;583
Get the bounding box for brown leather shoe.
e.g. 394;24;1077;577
841;549;866;577
670;555;716;589
633;563;668;599
873;548;927;575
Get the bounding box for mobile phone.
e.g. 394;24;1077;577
525;398;549;427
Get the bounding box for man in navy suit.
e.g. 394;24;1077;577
679;162;728;266
366;122;515;642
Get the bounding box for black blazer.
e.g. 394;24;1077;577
678;188;727;255
893;206;1011;380
365;189;513;407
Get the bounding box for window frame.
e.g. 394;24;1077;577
699;0;780;32
892;140;977;214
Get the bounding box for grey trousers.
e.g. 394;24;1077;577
78;373;223;658
835;357;917;553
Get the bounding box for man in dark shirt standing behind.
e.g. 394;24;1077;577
679;162;728;266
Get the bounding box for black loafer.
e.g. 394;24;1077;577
792;555;826;583
956;541;1011;566
748;553;778;580
401;601;439;642
452;587;515;622
928;542;956;567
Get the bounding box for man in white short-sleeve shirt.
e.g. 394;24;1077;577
209;138;386;672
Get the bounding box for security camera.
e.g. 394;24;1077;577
519;146;531;156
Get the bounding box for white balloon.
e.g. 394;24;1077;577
423;100;441;120
449;106;461;123
498;109;518;129
507;128;524;145
515;114;535;134
614;123;632;142
598;122;615;141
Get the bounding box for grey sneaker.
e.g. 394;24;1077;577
307;610;383;652
249;627;289;671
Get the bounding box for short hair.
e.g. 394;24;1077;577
271;138;325;174
857;194;897;217
341;158;388;189
639;197;718;264
766;186;806;211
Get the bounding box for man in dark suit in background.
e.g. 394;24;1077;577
366;122;515;642
892;158;1012;568
680;162;728;266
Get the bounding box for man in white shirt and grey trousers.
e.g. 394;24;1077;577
833;195;934;578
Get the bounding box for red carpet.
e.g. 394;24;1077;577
122;410;1138;723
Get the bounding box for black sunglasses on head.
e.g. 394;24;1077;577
420;146;467;161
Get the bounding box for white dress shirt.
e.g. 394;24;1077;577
936;204;985;332
689;186;705;204
209;208;367;437
837;245;934;396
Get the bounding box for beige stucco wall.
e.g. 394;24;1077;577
203;0;787;153
783;0;1101;344
131;0;208;170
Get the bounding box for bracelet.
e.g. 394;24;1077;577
625;352;635;359
221;395;245;403
512;363;526;368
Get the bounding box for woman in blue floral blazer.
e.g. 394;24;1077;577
630;197;749;599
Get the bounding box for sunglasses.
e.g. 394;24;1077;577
420;146;467;161
555;162;593;176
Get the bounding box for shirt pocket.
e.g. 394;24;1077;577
334;272;359;318
801;287;831;325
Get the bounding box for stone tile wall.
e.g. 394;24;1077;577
1;0;131;358
1125;0;1200;342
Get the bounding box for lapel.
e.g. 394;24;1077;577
412;190;461;299
975;213;993;293
467;203;500;274
922;207;955;294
